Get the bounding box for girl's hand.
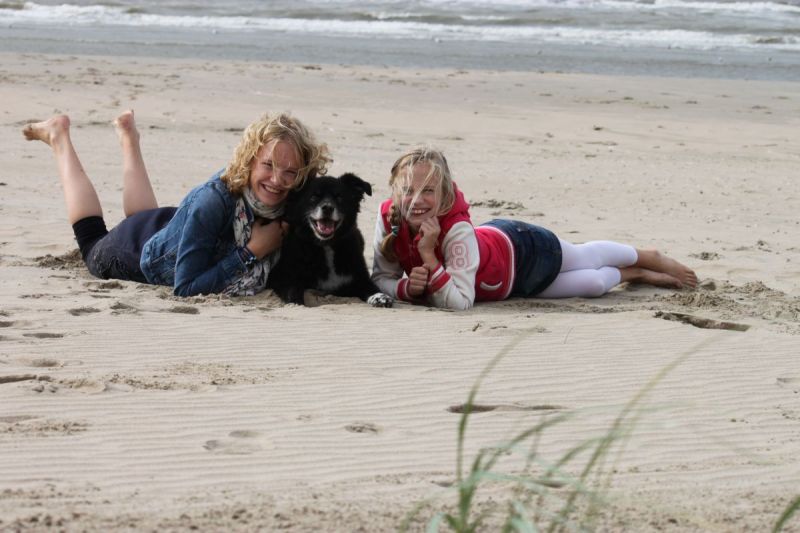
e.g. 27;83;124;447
247;219;289;258
417;217;441;264
407;266;429;297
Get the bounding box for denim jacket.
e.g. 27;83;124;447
139;171;249;296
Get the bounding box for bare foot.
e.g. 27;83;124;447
113;109;139;145
639;268;683;289
621;267;683;289
636;249;697;288
22;115;70;146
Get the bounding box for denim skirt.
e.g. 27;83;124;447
480;219;562;297
78;207;177;283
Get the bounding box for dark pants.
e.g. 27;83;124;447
72;207;177;283
480;219;563;297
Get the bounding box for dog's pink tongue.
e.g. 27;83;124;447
316;220;335;236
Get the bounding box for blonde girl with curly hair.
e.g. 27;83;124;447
23;110;330;296
372;146;697;310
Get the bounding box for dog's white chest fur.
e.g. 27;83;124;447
317;247;353;291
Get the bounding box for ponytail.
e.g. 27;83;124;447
379;203;401;262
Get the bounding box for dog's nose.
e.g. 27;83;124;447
321;204;334;217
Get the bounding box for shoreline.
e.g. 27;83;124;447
2;24;800;82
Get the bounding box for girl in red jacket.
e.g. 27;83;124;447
371;146;696;310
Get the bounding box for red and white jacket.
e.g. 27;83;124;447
371;187;515;310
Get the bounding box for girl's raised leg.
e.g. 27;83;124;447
23;115;102;225
114;110;158;216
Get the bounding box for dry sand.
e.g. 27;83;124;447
1;52;799;531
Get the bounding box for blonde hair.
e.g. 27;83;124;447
380;146;455;261
220;112;331;194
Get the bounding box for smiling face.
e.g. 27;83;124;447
397;162;442;231
283;173;372;243
248;139;302;207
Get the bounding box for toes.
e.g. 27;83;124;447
114;110;136;129
22;123;47;142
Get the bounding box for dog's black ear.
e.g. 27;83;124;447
340;172;372;197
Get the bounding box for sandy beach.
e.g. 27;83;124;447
1;51;799;531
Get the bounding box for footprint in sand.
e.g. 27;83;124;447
110;301;139;315
699;280;717;291
23;332;65;339
203;430;271;455
166;305;199;315
84;280;125;292
0;374;60;393
16;357;63;368
68;307;101;316
0;418;88;436
690;252;721;261
50;378;108;394
345;422;381;434
447;403;565;414
0;374;40;385
0;415;39;424
30;382;59;393
777;377;800;394
654;311;750;331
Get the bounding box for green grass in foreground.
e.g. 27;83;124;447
774;495;800;533
403;333;718;532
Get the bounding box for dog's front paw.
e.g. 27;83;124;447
367;292;393;308
279;286;305;305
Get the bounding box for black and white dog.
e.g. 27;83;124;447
268;173;393;307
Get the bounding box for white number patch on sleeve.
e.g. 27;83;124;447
447;240;469;270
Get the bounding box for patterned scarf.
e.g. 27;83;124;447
243;186;285;220
223;187;285;296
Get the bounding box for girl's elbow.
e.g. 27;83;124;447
442;298;473;311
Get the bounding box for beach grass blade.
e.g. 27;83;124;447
412;332;718;532
773;495;800;532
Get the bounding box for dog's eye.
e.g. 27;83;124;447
309;195;319;202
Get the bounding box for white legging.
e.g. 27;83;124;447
537;240;638;298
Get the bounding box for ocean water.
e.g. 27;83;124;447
1;0;798;79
